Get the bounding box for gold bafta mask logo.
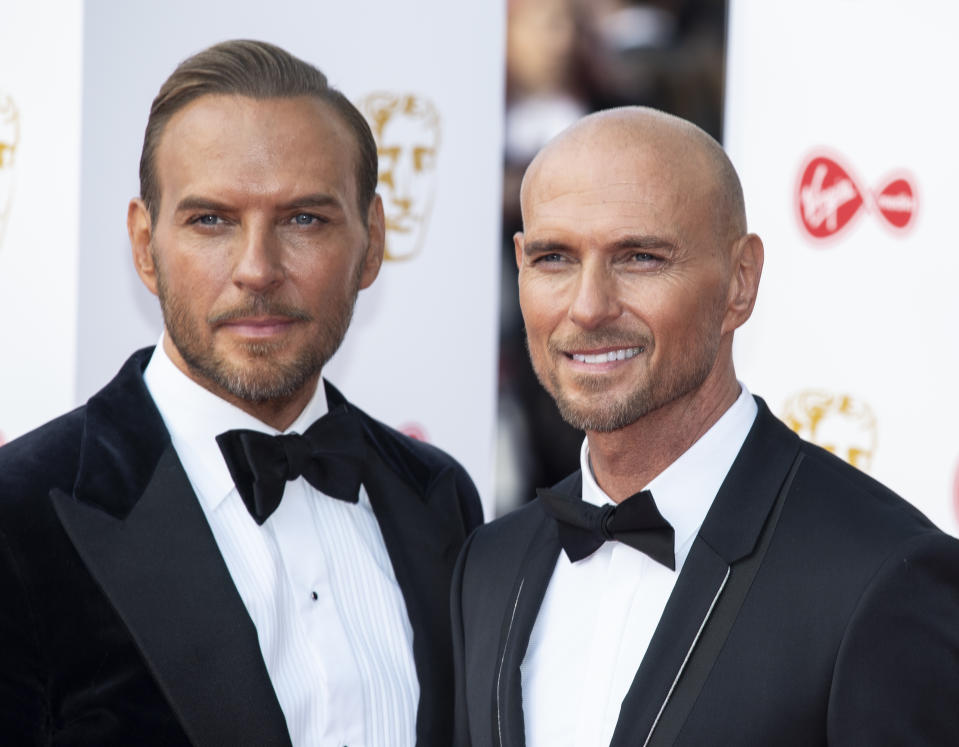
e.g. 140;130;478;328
359;92;440;261
0;93;20;249
782;390;878;472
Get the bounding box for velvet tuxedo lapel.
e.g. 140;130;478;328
362;451;459;745
326;380;475;746
51;349;290;746
611;398;802;747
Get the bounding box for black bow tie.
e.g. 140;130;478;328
537;486;675;569
216;406;366;525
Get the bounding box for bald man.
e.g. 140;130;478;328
451;108;959;746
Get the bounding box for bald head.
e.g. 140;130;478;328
513;105;764;438
520;107;747;247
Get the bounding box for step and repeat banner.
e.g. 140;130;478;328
0;1;83;445
0;0;504;516
4;1;954;530
725;0;959;534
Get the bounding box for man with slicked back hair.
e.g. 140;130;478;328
0;39;481;746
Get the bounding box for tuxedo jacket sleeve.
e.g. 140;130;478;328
451;398;959;747
0;348;483;746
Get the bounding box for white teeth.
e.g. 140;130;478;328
572;347;641;364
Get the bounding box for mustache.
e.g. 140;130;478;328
208;296;313;325
546;329;650;354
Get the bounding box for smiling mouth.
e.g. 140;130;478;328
569;346;644;364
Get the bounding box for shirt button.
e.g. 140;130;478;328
311;591;318;601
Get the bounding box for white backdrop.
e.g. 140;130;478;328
0;1;83;446
10;2;953;530
1;0;504;516
726;0;959;535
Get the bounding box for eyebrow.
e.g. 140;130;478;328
523;235;678;255
281;194;343;211
174;193;344;214
174;196;231;214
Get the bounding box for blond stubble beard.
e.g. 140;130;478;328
153;245;364;404
541;347;717;433
530;312;724;433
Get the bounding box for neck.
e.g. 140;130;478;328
586;367;740;503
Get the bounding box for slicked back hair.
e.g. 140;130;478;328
138;39;377;221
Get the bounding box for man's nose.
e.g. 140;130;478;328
231;222;284;293
568;261;621;329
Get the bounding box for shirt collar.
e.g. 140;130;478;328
143;336;329;512
580;385;758;557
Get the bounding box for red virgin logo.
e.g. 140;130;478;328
797;152;918;241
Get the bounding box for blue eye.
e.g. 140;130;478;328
293;213;327;226
197;214;221;226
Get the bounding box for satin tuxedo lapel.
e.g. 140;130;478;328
611;399;802;747
50;350;290;746
493;474;575;747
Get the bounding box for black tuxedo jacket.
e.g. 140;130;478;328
0;348;482;746
452;399;959;746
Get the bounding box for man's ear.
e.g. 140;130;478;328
513;231;525;271
722;232;764;334
128;198;158;296
359;194;385;290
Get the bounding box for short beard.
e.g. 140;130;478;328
531;323;720;433
155;252;363;404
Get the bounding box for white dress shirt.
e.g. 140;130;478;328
521;386;758;747
143;340;419;747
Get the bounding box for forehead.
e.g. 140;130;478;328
522;139;713;242
155;94;359;204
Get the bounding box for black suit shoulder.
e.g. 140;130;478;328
783;434;948;579
0;404;85;504
371;412;485;534
796;435;933;527
329;380;484;531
